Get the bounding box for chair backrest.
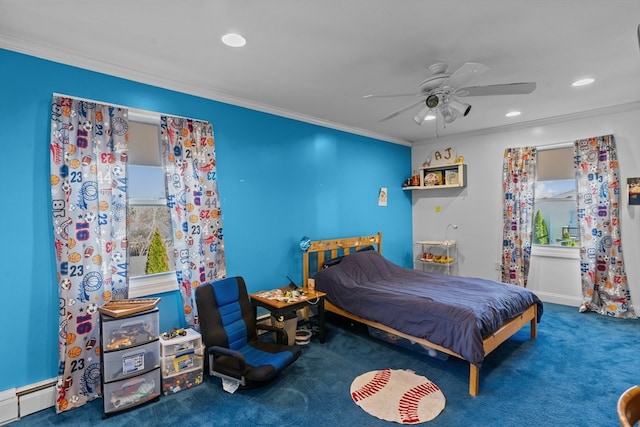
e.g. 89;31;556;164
618;385;640;427
195;277;257;352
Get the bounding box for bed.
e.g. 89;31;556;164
302;232;542;396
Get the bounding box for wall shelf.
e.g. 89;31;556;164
404;164;467;190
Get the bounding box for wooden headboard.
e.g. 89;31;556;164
302;232;382;287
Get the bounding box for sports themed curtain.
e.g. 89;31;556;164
50;96;130;412
160;116;226;328
574;135;635;318
501;147;537;287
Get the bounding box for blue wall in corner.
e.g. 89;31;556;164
0;48;412;390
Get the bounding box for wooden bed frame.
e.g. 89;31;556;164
301;232;538;396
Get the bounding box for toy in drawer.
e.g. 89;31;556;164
102;310;159;350
161;346;203;377
162;367;203;395
103;340;161;382
159;328;202;357
103;368;160;413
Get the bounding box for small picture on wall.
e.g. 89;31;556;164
628;177;640;205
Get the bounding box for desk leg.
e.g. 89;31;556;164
318;298;326;343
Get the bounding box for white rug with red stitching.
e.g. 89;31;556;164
350;368;445;424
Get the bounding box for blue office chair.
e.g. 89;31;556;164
195;276;301;389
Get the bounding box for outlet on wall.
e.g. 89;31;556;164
495;262;502;271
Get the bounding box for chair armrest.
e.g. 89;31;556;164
209;345;246;373
257;324;289;344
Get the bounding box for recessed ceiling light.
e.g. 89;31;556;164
572;78;594;87
505;111;521;117
221;33;246;47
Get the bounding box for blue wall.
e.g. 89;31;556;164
0;49;412;390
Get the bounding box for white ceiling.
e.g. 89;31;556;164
1;0;639;145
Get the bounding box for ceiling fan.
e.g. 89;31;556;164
364;62;536;125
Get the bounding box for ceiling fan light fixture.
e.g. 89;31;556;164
505;111;521;117
449;100;472;117
426;94;439;108
440;105;457;123
424;110;436;121
413;107;431;125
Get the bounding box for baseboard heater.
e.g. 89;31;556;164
0;378;57;425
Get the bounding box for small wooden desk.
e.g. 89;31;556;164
249;288;326;344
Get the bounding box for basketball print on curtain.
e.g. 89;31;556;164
50;96;130;412
160;116;226;328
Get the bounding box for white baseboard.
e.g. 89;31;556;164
17;380;56;417
0;378;57;424
0;389;18;426
536;291;582;307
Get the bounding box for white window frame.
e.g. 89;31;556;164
127;110;178;297
533;142;580;255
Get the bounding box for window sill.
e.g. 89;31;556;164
531;245;580;260
129;272;178;298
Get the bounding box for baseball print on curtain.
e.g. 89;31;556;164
501;146;537;287
575;134;636;318
50;96;130;412
160;116;226;328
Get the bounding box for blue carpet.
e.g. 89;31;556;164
10;303;640;426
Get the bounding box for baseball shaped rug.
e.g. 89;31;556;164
350;368;445;424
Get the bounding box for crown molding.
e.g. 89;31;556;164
0;37;410;147
4;36;637;149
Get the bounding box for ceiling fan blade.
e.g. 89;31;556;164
378;99;425;122
455;82;537;97
364;93;421;99
441;62;489;89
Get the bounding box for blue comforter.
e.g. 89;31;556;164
313;250;543;368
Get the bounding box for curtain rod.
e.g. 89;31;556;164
535;131;615;151
535;141;573;151
52;92;207;124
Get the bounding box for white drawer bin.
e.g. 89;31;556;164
161;345;204;377
103;340;160;382
159;328;202;357
103;368;160;414
102;310;159;351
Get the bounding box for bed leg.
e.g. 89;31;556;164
530;308;538;339
469;364;479;396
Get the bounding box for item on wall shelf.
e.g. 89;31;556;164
456;156;464;164
445;170;458;186
411;171;420;186
430;147;457;166
425;171;443;186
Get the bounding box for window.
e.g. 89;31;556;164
127;115;177;297
533;146;579;247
